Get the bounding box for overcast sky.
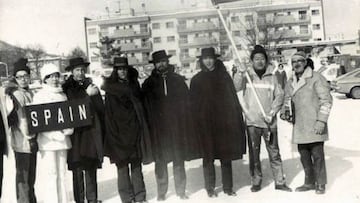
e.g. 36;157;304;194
0;0;359;55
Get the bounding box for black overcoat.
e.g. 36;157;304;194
62;76;104;170
189;60;246;161
142;66;200;163
101;69;153;165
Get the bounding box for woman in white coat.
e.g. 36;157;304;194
33;63;73;203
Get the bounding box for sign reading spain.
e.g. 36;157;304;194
25;99;92;134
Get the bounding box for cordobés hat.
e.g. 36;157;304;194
13;58;30;76
197;47;221;58
292;51;306;59
149;50;172;63
250;45;268;61
65;57;90;71
41;63;60;81
111;57;131;68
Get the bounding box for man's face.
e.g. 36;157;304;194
278;64;284;70
291;55;306;75
202;56;216;71
15;70;30;88
117;67;128;80
252;53;266;71
154;59;169;72
72;66;86;81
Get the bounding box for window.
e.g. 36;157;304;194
131;53;135;57
231;16;240;22
166;22;174;28
116;26;119;30
153;37;161;43
289;40;293;43
152;23;160;29
168;50;176;56
180;35;188;43
90;56;99;62
233;31;241;37
299;10;307;20
246;29;254;36
181;48;189;56
236;44;242;50
167;36;175;42
287;11;291;16
301;39;310;42
312;24;321;30
88;28;96;35
300;25;309;34
195;33;199;37
288;26;292;30
194;19;198;23
89;42;97;48
208;32;212;37
314;38;322;41
311;9;320;16
245;15;253;22
140;24;148;33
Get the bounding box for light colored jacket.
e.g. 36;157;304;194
33;85;73;151
234;65;284;129
282;67;332;144
10;88;35;153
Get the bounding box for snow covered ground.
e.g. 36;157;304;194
1;92;360;203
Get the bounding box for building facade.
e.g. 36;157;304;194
85;0;325;73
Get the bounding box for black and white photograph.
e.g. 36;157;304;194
0;0;360;202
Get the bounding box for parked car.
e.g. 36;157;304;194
317;64;340;83
331;68;360;99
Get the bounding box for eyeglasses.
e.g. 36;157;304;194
15;75;30;80
291;59;305;64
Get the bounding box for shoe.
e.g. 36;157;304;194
224;190;237;196
157;195;166;201
295;184;315;192
179;194;189;200
207;189;218;198
315;184;326;194
275;184;292;192
250;185;261;192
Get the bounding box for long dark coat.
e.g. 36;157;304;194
142;65;200;163
190;60;246;161
101;68;153;165
62;76;104;170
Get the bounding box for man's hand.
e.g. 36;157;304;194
86;84;99;96
314;120;326;134
264;114;273;124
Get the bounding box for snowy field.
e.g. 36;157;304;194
1;92;360;203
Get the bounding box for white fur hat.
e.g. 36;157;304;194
40;63;60;81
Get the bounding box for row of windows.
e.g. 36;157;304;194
153;36;176;43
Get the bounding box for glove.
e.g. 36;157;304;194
29;138;38;153
314;120;326;135
86;84;99;96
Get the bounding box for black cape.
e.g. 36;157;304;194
190;60;246;161
142;65;200;163
101;70;153;165
62;76;104;170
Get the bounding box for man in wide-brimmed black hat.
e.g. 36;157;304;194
62;57;104;203
190;47;246;198
142;50;199;201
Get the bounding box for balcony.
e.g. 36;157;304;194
270;30;312;40
117;41;152;52
179;53;196;63
258;15;311;27
127;57;149;66
177;22;220;33
179;37;219;48
110;29;151;39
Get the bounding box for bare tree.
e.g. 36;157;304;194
26;44;46;79
94;36;122;66
67;46;87;59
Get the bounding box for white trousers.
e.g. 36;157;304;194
40;150;68;203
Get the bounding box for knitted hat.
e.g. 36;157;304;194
250;45;268;62
13;58;30;76
41;63;60;81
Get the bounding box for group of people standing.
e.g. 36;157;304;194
0;44;332;203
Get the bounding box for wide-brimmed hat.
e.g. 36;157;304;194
292;51;306;59
65;57;90;71
13;58;30;76
41;63;60;81
250;45;268;61
149;50;172;63
197;47;221;58
111;57;131;68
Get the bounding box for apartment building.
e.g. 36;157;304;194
85;0;325;72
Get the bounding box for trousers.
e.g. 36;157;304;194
203;159;233;192
247;126;286;186
15;151;37;203
40;150;68;203
116;158;146;203
155;160;186;197
72;167;98;203
298;142;327;185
